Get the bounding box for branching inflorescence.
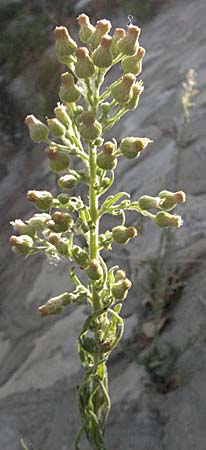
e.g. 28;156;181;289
10;13;186;450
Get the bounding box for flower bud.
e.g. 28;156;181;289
101;102;111;115
114;269;126;281
57;193;70;205
59;72;81;103
54;26;77;65
48;234;69;256
89;19;112;50
111;74;136;104
75;47;95;78
112;225;137;244
45;146;70;173
54;104;71;128
111;28;126;58
47;118;66;138
118;25;141;56
79;111;102;141
27;190;53;211
138;195;161;210
58;173;79;189
77;14;95;43
112;278;132;300
27;213;51;231
155;211;183;228
72;245;89;268
10;235;34;256
25;115;48;143
97;141;117;170
10;219;35;237
120;137;152;159
52;211;73;231
38;291;75;316
87;259;104;280
121;47;145;75
92;35;113;68
158;190;186;211
126;83;144;110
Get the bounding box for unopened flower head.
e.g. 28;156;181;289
112;225;137;244
120;136;153;159
75;47;95;78
10;219;35;237
111;28;126;58
47;118;66;138
127;82;144;110
80;111;102;141
27;190;53;211
159;190;186;211
89;19;112;50
155;211;183;228
59;72;81;103
25;115;48;143
112;277;132;299
86;259;104;280
10;235;34;256
118;25;141;55
77;13;95;43
121;46;145;75
54;104;71;127
54;26;77;65
111;73;136;104
92;35;113;68
58;173;79;189
139;195;161;210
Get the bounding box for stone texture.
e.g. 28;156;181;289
1;0;206;449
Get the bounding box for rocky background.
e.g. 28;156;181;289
1;0;206;449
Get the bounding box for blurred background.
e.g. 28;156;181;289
1;0;206;449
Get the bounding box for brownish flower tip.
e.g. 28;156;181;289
81;111;95;125
76;47;89;58
25;115;35;126
133;84;144;95
114;28;125;39
128;25;141;38
38;305;48;317
122;278;132;290
9;235;19;246
127;226;138;238
137;47;146;58
61;72;74;87
45;146;57;160
77;13;90;27
175;191;186;203
96;19;111;35
27;191;36;202
115;269;126;280
48;234;59;246
100;35;112;49
54;26;69;40
52;211;64;223
103;142;115;155
123;73;136;87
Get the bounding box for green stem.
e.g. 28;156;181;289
89;144;99;261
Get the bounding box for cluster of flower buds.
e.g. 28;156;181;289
10;15;186;450
112;269;132;300
38;286;88;316
138;190;186;228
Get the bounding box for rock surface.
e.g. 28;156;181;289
1;0;206;449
